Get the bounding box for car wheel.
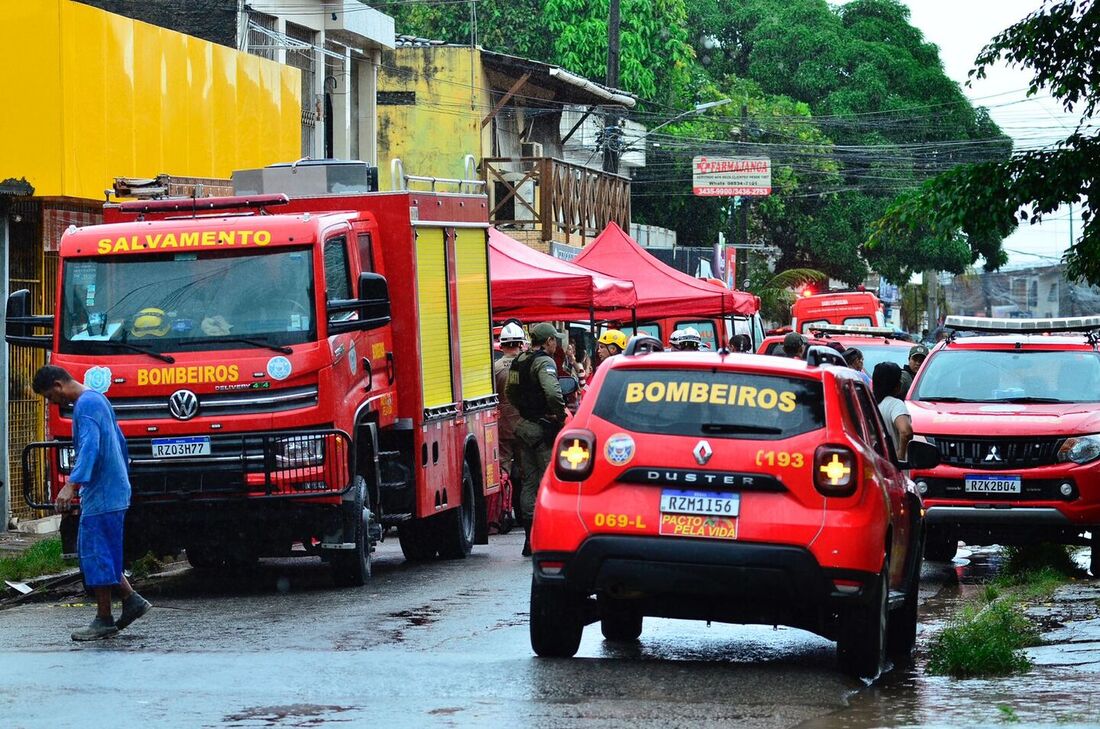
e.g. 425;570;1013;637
437;462;476;559
837;560;888;679
923;531;957;562
530;576;585;658
398;520;438;562
600;600;643;642
185;544;223;570
331;476;373;588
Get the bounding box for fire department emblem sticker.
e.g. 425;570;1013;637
604;433;635;466
266;356;293;381
84;366;112;394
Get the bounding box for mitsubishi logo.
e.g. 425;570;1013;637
693;440;713;466
984;445;1003;463
168;389;200;421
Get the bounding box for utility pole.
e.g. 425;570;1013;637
602;0;621;173
926;269;939;330
737;104;750;288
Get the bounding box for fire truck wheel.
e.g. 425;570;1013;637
437;462;476;559
530;577;585;657
186;545;224;570
398;521;438;562
331;476;373;587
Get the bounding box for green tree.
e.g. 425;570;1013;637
871;0;1100;284
387;0;552;62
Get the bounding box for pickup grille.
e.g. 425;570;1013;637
927;436;1063;470
62;386;318;421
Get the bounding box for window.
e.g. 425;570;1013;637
852;383;891;460
912;349;1100;403
675;320;718;350
357;233;374;273
324;237;352;322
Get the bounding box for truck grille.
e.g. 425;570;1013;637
927;436;1063;470
62;386;318;421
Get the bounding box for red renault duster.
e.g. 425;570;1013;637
529;337;939;678
908;315;1100;575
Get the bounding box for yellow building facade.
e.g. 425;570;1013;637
0;0;301;200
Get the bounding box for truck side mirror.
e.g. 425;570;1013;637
5;289;52;348
898;440;940;470
326;273;392;335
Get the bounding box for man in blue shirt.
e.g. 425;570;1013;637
33;365;152;641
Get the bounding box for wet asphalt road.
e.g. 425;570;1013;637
0;533;948;729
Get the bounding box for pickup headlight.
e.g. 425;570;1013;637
1057;435;1100;465
275;435;326;468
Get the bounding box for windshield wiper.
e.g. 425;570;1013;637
992;396;1065;404
701;423;784;435
917;396;977;402
177;336;293;355
97;340;175;364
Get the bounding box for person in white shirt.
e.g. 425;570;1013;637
872;361;912;460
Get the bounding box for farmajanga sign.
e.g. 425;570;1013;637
692;157;772;197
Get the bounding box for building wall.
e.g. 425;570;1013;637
0;0;301;201
75;0;238;47
377;46;490;190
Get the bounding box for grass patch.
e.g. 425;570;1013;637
927;544;1074;678
127;551;165;580
927;599;1036;677
0;538;73;582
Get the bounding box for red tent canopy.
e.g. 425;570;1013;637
488;227;637;320
574;222;758;319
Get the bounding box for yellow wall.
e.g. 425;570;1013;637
377;47;490;190
0;1;301;201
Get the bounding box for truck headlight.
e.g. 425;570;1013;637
276;435;325;468
1057;435;1100;465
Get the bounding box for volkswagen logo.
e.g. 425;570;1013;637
983;445;1003;463
693;440;713;466
168;389;200;421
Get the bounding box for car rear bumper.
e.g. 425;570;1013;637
533;535;877;636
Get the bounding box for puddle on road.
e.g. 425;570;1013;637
801;548;1100;728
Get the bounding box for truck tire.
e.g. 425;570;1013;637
530;577;585;658
398;520;437;562
837;559;888;679
924;531;957;562
437;462;476;559
331;476;373;587
186;544;223;570
600;599;643;642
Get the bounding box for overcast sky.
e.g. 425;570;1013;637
892;0;1083;268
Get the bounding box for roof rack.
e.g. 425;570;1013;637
624;335;663;356
944;315;1100;334
809;324;898;339
805;345;847;367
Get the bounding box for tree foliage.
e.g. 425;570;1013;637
871;0;1100;284
386;0;552;62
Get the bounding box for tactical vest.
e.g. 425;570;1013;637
506;350;554;421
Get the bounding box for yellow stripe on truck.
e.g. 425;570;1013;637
455;228;493;400
416;228;454;408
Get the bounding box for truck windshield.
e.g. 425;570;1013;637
912;349;1100;403
59;249;316;355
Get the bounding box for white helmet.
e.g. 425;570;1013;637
669;327;702;351
499;322;527;345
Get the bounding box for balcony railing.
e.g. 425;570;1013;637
481;157;630;244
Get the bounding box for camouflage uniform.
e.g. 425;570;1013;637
505;347;566;526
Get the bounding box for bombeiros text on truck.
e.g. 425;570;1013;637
6;157;501;585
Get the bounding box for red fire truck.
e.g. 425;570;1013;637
6;160;499;586
791;291;885;335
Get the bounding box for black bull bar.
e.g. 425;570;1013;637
22;429;354;510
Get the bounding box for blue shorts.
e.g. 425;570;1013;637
78;510;126;588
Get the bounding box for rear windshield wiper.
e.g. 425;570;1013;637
98;340;175;364
176;336;293;355
992;397;1065;404
701;423;784;435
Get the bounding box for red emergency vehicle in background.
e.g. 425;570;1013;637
907;315;1100;575
791;291;885;335
7;159;499;586
758;324;911;373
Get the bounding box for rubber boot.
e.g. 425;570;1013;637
522;525;532;557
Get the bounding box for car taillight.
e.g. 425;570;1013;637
554;429;596;481
813;445;857;497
